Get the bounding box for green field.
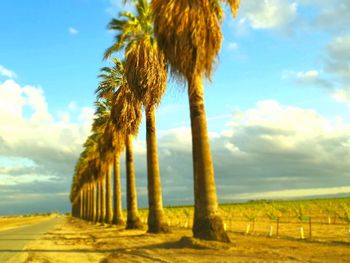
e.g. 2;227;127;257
134;197;350;243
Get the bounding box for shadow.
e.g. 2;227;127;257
0;236;207;255
0;233;149;242
0;240;195;254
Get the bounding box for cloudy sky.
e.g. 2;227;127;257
0;0;349;215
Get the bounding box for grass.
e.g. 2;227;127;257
150;197;350;243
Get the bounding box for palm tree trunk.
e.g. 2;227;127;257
71;201;75;217
88;183;92;221
105;163;113;224
145;105;169;233
80;190;83;219
83;185;87;220
96;179;101;223
90;183;94;221
81;187;85;219
100;175;106;224
188;74;230;242
92;182;97;223
86;184;90;221
86;185;89;220
113;154;124;225
125;134;143;229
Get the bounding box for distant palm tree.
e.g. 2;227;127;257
111;65;143;229
97;59;144;229
112;133;125;225
93;101;113;225
96;66;126;225
83;133;102;223
96;61;128;226
151;0;240;242
105;0;169;233
70;131;101;223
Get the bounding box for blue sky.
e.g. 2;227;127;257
0;0;350;215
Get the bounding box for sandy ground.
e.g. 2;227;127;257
0;215;55;232
7;216;350;263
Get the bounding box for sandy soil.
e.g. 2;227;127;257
7;216;350;263
0;215;55;232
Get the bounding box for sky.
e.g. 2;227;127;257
0;0;350;215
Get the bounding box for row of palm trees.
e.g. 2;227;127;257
70;0;240;242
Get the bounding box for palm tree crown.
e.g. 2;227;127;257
152;0;239;82
105;0;167;108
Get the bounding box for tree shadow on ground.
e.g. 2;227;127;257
0;236;230;254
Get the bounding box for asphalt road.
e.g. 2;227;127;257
0;217;62;263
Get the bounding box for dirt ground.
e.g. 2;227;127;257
7;216;350;262
0;215;55;232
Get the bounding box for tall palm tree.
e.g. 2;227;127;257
98;58;143;229
110;64;143;229
109;124;125;225
96;63;126;225
82;133;101;223
70;132;101;223
93;101;112;224
151;0;240;242
105;0;169;233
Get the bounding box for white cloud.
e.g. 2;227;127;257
150;100;350;204
58;111;70;123
68;101;77;111
234;0;350;36
224;142;244;155
78;106;95;126
302;35;350;107
306;0;350;33
2;91;350;211
327;36;350;60
0;79;94;187
325;35;350;82
333;88;350;107
106;0;134;16
0;79;25;118
0;174;56;186
0;93;349;213
0;65;16;78
296;70;319;79
226;186;350;200
226;100;340;139
158;127;193;152
282;69;333;89
23;86;53;122
228;42;238;50
0;80;93;213
239;0;298;32
68;27;79;35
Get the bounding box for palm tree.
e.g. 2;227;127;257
110;125;125;225
70;132;101;223
151;0;240;242
96;63;126;225
110;64;143;229
98;58;143;229
93;98;126;226
93;101;113;225
82;133;101;223
105;0;169;233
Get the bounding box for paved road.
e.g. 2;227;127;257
0;217;62;262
